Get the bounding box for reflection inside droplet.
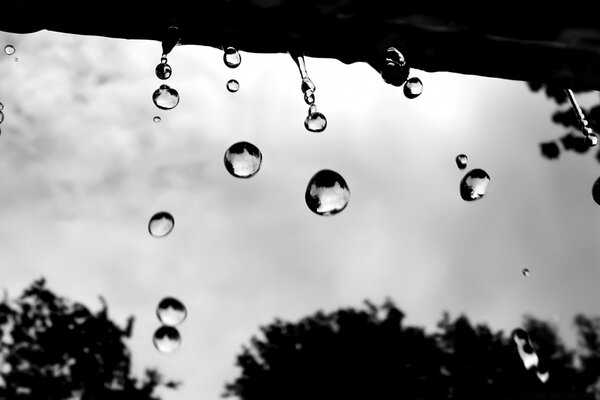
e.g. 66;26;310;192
153;326;181;353
152;85;180;110
224;141;262;178
226;79;239;93
455;154;468;170
4;45;15;55
305;169;350;216
148;212;175;237
156;297;187;326
155;63;172;80
403;77;423;99
304;112;327;133
459;168;490;201
224;47;241;68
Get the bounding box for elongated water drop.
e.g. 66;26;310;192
522;268;530;277
585;132;598;147
155;63;172;80
455;154;468;170
291;51;309;80
403;77;423;99
4;45;15;55
148;211;175;237
301;77;316;94
459;168;490;201
156;297;187;326
226;79;239;93
162;26;180;56
152;85;180;110
224;47;241;68
512;328;539;370
304;112;327;132
224;141;262;178
153;116;161;123
153;326;181;353
305;170;350;216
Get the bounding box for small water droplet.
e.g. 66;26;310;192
155;63;172;80
585;133;598;147
522;268;530;277
385;47;405;65
148;211;175;237
403;77;423;99
153;326;181;353
305;169;350;216
308;104;318;115
455;154;468;170
152;85;180;110
153;116;161;123
4;45;15;55
224;141;262;178
13;58;18;62
304;112;327;133
156;297;187;326
226;79;239;93
0;111;4;124
161;55;168;64
459;168;490;201
224;47;241;68
304;90;315;105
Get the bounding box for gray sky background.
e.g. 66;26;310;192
1;30;600;400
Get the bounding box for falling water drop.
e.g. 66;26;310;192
4;45;15;55
153;116;161;123
226;79;239;93
153;326;181;353
304;112;327;133
148;212;175;237
585;133;598;147
152;85;180;110
155;63;172;80
522;268;530;277
381;47;409;87
156;297;187;326
162;26;180;56
403;77;423;99
224;141;262;178
224;47;241;68
512;328;539;370
455;154;468;170
305;169;350;216
459;168;490;201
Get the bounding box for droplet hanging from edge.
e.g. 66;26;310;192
305;169;350;216
459;168;490;201
304;112;327;133
153;326;182;353
162;26;180;56
148;211;175;237
4;45;15;55
224;47;241;68
522;268;530;277
403;77;423;99
455;154;468;170
156;297;187;326
152;84;180;110
224;141;262;178
226;79;239;93
585;132;598;147
155;63;172;80
153;116;161;123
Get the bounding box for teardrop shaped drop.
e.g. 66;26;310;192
455;154;468;170
152;85;180;110
148;211;175;237
162;26;180;56
156;297;187;326
459;168;490;201
226;79;239;93
304;112;327;133
153;326;181;353
224;141;262;178
224;47;241;68
155;63;172;80
403;77;423;99
305;169;350;216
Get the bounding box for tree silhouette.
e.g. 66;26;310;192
225;299;600;400
0;278;178;400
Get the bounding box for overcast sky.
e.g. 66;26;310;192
2;29;600;400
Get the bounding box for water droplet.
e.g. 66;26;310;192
304;90;315;105
304;112;327;133
585;133;598;147
536;370;550;383
224;47;241;68
13;58;18;62
308;104;318;115
0;111;4;124
459;168;490;201
160;55;168;64
224;141;262;178
153;116;161;123
155;63;172;80
148;211;175;237
0;102;3;111
403;77;423;99
162;26;180;56
455;154;468;170
381;61;409;87
301;77;316;94
226;79;239;93
305;169;350;216
385;47;405;65
522;268;530;277
152;85;180;110
512;328;539;370
4;45;15;55
153;326;181;353
156;297;187;326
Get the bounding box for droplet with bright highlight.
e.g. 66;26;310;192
226;79;239;93
536;370;550;383
153;326;181;353
152;85;180;110
156;297;187;326
153;116;161;123
304;90;315;105
305;169;350;216
224;47;241;68
403;77;423;99
301;77;316;94
381;47;409;87
304;112;327;133
459;168;490;201
512;328;539;370
308;104;318;115
585;133;598;147
4;45;15;55
224;141;262;178
148;212;175;237
522;268;530;277
455;154;468;170
161;26;180;56
13;58;18;62
155;63;172;80
385;47;405;64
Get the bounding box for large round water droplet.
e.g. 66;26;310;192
455;154;468;170
385;47;405;65
459;168;490;201
224;141;262;178
4;45;15;55
403;77;423;99
152;85;180;110
304;112;327;133
381;61;409;87
585;133;598;147
156;297;187;326
148;212;175;237
153;326;181;353
155;63;172;80
224;47;241;68
153;116;161;123
226;79;239;93
305;169;350;216
522;268;530;277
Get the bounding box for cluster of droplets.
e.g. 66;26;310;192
566;89;598;147
381;47;423;99
455;154;491;201
153;297;187;353
151;27;181;120
223;47;241;93
512;328;550;383
291;53;327;133
4;44;17;62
